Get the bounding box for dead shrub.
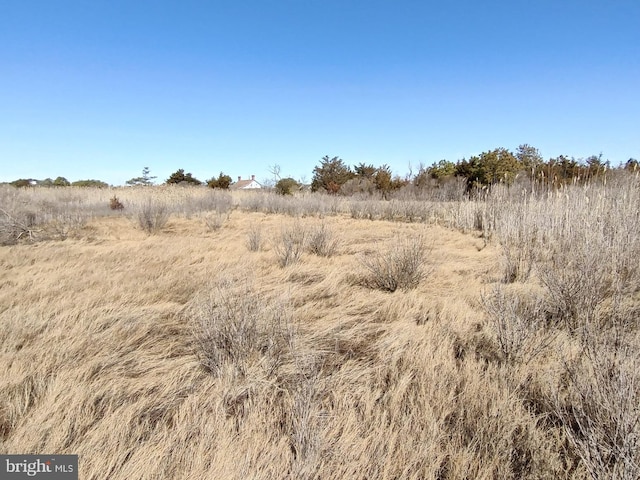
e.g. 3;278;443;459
482;286;553;364
551;338;640;479
396;200;427;223
193;190;233;215
136;200;170;234
0;208;39;244
500;240;534;283
307;223;339;257
531;184;640;336
203;212;227;232
0;207;87;242
359;235;431;292
273;223;307;267
538;242;616;334
246;224;263;252
192;281;293;378
44;212;87;240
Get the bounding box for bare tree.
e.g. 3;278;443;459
268;164;282;186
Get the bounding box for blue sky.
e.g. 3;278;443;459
1;0;638;185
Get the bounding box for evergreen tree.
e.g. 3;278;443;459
126;167;156;186
166;169;202;185
311;156;354;193
207;172;232;189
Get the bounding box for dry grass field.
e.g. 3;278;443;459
1;180;639;479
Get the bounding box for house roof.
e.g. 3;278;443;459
231;176;262;189
232;179;255;189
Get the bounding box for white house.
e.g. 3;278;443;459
232;175;262;190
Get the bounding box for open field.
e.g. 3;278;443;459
1;180;639;479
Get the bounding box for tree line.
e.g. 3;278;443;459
8;177;109;188
6;145;638;194
310;146;638;196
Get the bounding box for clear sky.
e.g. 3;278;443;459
1;0;638;186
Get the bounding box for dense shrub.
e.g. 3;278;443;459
207;172;232;189
71;179;109;188
109;195;124;210
275;177;300;195
166;169;202;185
311;156;354;193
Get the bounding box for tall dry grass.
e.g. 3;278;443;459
1;174;639;478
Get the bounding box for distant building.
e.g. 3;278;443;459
232;175;262;190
